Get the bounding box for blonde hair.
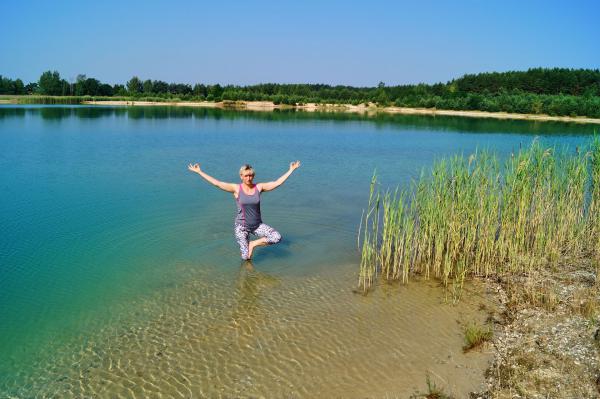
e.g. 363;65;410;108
239;164;255;176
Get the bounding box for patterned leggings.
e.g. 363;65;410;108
234;223;282;260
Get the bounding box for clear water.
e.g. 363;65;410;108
0;106;595;397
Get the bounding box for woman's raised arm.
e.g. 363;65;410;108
188;163;236;193
259;161;301;192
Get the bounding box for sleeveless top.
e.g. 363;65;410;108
235;184;262;230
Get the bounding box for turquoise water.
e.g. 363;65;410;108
0;106;596;396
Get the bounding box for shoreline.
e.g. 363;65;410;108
479;259;599;398
71;99;600;125
2;97;598;124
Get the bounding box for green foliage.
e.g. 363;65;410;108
113;84;127;96
0;75;26;94
5;68;600;117
454;68;600;96
38;70;67;95
73;75;111;96
193;83;207;97
126;76;142;94
358;139;600;296
153;80;169;93
142;79;153;94
208;84;223;99
16;96;85;104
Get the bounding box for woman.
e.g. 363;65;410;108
187;161;301;260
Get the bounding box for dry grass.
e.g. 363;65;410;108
507;276;561;312
479;256;600;398
571;287;599;319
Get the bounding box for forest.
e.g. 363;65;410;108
1;68;599;117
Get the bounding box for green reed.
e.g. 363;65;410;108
15;96;85;104
11;95;176;105
358;139;600;294
358;173;380;289
588;137;600;257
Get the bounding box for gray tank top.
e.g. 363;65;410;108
235;184;262;230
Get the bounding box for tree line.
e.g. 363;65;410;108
1;68;599;117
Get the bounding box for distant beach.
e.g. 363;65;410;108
76;99;600;125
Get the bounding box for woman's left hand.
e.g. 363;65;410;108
289;161;301;171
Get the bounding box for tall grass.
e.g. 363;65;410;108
11;95;178;105
358;138;600;294
16;96;86;104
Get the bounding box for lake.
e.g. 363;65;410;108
0;105;595;397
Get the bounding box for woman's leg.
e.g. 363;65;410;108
248;223;281;258
234;224;250;260
254;223;282;244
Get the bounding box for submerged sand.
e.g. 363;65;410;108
2;265;493;398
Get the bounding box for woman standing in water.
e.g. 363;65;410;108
187;161;301;260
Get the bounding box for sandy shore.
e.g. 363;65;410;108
477;259;600;398
78;100;600;125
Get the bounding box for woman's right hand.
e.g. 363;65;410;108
188;163;201;174
289;160;301;171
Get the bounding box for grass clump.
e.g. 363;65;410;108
410;374;455;399
358;138;600;296
463;322;493;352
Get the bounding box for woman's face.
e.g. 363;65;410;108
240;171;255;185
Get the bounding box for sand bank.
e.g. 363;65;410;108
479;260;600;397
79;100;600;125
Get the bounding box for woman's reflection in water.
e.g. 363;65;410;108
230;261;280;338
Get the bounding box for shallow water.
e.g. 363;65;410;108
0;106;595;396
7;265;492;398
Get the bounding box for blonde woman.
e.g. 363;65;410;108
188;161;301;260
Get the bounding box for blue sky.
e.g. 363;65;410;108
1;0;598;86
